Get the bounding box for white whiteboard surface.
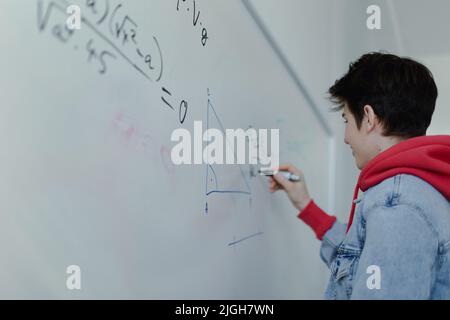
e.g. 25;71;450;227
0;0;333;299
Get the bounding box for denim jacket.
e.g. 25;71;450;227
321;174;450;299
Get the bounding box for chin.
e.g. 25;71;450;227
354;157;365;170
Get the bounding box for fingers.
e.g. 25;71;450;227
277;163;302;175
269;177;282;193
272;172;292;189
268;165;302;193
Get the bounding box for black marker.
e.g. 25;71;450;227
258;168;301;182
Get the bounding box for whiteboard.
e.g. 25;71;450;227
0;0;333;299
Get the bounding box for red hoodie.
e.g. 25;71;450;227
299;135;450;240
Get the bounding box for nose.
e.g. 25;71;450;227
344;136;349;145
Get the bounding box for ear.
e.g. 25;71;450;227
363;105;379;133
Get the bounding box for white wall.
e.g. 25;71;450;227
0;0;344;299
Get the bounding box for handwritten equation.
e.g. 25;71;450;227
176;0;209;47
37;0;190;124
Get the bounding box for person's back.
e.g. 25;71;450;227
370;174;450;299
269;52;450;299
322;172;450;299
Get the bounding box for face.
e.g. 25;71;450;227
342;105;379;170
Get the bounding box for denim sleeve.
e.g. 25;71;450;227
320;220;348;268
350;204;438;299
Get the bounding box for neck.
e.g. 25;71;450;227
378;135;406;153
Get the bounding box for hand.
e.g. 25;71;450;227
268;163;312;211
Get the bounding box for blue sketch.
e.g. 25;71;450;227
204;94;252;198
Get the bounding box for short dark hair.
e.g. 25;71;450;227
328;52;438;138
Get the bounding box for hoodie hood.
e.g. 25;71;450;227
346;135;450;233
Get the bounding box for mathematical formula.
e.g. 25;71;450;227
176;0;209;47
37;0;192;125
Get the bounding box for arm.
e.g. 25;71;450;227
269;163;345;268
298;200;347;268
350;204;438;299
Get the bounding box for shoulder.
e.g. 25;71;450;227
361;174;450;241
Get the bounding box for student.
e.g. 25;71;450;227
270;52;450;299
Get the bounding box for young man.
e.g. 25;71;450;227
270;52;450;299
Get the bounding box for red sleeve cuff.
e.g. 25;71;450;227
297;200;336;240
